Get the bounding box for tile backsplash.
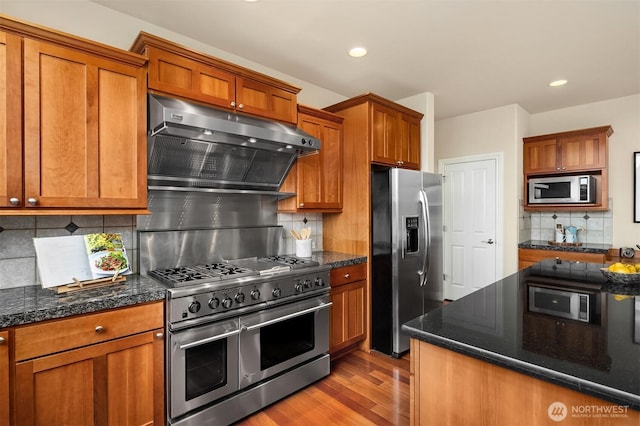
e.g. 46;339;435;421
0;212;323;289
519;199;613;245
0;215;138;289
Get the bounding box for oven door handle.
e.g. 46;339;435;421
178;329;241;350
242;302;333;332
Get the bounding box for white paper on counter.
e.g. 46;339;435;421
33;233;131;289
33;235;93;288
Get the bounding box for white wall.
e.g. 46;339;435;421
0;0;345;108
435;104;528;276
529;94;640;247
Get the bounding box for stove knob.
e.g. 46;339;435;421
222;297;233;309
188;300;201;314
304;279;312;289
295;283;304;293
272;288;281;298
251;289;261;300
315;277;325;287
208;297;220;309
235;292;245;303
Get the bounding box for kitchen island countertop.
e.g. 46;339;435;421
402;259;640;410
0;251;366;328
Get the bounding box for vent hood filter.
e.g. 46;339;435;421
147;94;320;192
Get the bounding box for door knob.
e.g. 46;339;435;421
482;239;495;244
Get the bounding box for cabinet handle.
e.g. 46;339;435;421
238;103;244;109
0;337;5;344
299;203;305;207
344;273;350;279
156;332;164;339
230;101;236;107
27;198;37;206
95;325;105;334
9;197;19;206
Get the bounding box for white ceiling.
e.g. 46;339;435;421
91;0;639;119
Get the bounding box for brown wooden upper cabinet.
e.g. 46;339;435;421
523;126;612;211
279;105;343;212
523;126;611;175
325;93;422;170
0;17;148;215
131;32;300;124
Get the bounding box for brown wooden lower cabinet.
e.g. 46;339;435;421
329;263;367;358
11;302;164;426
410;339;639;425
518;248;607;270
0;330;9;426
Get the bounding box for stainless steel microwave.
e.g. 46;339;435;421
528;284;593;323
528;175;596;204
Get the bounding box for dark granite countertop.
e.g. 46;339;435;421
0;251;366;329
519;239;611;254
0;274;169;328
308;251;367;268
402;259;640;410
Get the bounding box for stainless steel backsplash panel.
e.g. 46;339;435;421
137;190;278;231
139;227;282;274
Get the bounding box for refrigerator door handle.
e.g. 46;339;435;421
418;189;431;287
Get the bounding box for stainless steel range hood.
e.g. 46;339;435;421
147;94;320;193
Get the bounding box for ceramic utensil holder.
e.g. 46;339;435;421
295;239;312;257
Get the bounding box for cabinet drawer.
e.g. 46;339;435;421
330;263;367;287
15;302;163;361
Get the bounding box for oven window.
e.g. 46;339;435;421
259;312;315;370
185;339;227;401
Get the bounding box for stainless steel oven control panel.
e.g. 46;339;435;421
167;268;331;325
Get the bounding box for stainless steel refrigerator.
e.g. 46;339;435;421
371;167;443;357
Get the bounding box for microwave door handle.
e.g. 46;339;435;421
533;183;550;189
243;302;333;331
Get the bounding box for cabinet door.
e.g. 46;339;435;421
0;330;9;426
371;102;402;166
296;113;342;210
329;280;365;354
400;114;421;170
146;46;236;110
15;330;163;426
23;39;147;209
235;77;297;124
559;132;606;171
0;31;23;209
523;138;558;174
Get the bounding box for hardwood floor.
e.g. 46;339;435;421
235;350;411;426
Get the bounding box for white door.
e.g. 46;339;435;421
440;154;500;300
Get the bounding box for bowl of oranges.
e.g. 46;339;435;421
600;262;640;284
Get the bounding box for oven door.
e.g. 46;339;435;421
238;295;331;388
168;318;240;419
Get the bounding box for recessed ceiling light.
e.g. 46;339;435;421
549;79;568;87
348;47;367;58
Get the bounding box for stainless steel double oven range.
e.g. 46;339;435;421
139;94;331;425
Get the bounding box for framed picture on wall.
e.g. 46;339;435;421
635;152;640;223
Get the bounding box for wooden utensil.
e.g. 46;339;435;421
290;229;302;240
301;228;311;240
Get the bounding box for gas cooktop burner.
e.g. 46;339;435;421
149;263;259;286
